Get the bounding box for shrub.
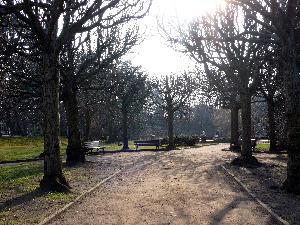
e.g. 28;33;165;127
161;136;199;146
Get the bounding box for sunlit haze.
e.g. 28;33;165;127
128;0;222;77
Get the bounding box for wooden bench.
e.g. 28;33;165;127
83;141;105;153
134;139;160;150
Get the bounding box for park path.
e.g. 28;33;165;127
48;144;279;225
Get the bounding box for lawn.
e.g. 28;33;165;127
0;136;207;162
0;137;164;162
0;136;68;162
256;143;270;150
0;163;78;225
0;163;77;196
102;141;168;151
0;163;43;192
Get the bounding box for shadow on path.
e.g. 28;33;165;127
209;197;248;225
86;148;170;155
0;188;44;212
209;196;280;225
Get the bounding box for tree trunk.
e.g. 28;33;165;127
107;118;115;143
167;108;175;150
230;104;239;151
240;92;253;161
6;111;12;135
62;73;85;165
40;53;70;192
107;112;118;143
122;105;129;150
83;106;91;141
281;35;300;194
267;99;277;152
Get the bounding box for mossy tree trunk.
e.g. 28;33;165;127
122;103;129;150
167;108;175;150
230;104;239;150
267;99;277;152
281;34;300;194
240;91;253;161
40;53;70;192
62;72;85;165
83;106;91;141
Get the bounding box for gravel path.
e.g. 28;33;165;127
47;144;279;225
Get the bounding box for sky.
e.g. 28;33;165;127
128;0;222;77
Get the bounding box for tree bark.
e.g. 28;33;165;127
267;99;277;152
240;92;253;161
40;53;70;192
107;117;116;143
83;106;91;141
167;108;175;150
122;104;129;150
281;35;300;194
230;104;239;151
62;73;85;165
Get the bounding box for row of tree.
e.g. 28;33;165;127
0;0;153;191
163;0;300;194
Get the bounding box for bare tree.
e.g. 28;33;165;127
228;0;300;195
257;46;283;152
152;73;198;150
110;61;149;150
60;25;141;165
167;5;266;164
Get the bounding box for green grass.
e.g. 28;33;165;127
0;163;76;198
102;141;167;151
0;163;76;225
42;191;75;201
0;137;160;162
102;140;213;151
0;136;67;162
0;136;44;146
0;136;214;162
256;143;270;150
0;164;43;192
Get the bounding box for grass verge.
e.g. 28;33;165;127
0;163;80;225
256;143;270;150
0;136;215;162
0;137;67;162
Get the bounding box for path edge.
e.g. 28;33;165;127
38;170;122;225
221;165;289;225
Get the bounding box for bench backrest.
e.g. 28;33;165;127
134;139;160;145
84;141;101;148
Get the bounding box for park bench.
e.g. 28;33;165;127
133;139;160;150
83;141;105;153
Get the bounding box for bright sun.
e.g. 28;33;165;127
129;0;224;77
160;0;223;22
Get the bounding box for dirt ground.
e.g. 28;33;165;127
47;144;280;225
224;150;300;225
0;151;164;225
